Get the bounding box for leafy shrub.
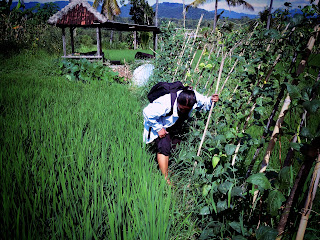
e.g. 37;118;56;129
57;58;124;84
0;2;60;54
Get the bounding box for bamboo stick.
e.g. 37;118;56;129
183;43;201;83
296;154;320;240
252;94;291;204
246;52;298;178
277;164;305;235
194;44;208;73
192;14;204;46
196;51;226;156
173;15;204;81
195;45;218;88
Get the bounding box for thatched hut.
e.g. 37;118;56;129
48;0;160;61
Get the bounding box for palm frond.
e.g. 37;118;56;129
226;0;254;11
99;0;121;19
188;0;208;8
92;0;101;9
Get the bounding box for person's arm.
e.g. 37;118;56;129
143;95;171;137
194;91;219;111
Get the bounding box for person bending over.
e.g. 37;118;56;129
143;88;219;183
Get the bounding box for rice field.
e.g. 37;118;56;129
0;50;177;239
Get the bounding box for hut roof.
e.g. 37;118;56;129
48;0;108;26
47;0;161;33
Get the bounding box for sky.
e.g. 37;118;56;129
22;0;319;15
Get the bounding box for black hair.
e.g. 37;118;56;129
177;89;197;108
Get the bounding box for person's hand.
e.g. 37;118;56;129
211;94;219;103
158;128;168;138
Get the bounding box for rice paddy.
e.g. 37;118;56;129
0;50;176;239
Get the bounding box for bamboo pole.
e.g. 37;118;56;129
252;94;291;204
196;51;226;157
277;164;305;235
246;52;298;177
194;44;208;73
296;154;320;240
195;45;218;88
192;14;204;46
183;43;201;82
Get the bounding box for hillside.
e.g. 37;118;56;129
11;1;257;20
120;2;257;19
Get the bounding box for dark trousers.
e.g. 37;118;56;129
154;117;187;156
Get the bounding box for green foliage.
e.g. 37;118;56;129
57;59;124;84
154;2;320;239
0;2;60;54
0;50;176;239
129;0;154;25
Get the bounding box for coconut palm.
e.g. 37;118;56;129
266;0;273;29
92;0;121;20
189;0;254;31
92;0;120;45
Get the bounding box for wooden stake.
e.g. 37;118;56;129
196;51;226;156
296;154;320;240
252;94;291;204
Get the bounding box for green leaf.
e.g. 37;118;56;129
214;165;225;177
212;156;220;169
225;144;237;156
289;142;301;151
246;173;271;190
285;83;301;99
229;222;242;234
255;106;266;115
199;206;210;215
225;132;235;140
267;190;286;216
202;184;212;197
199;228;214;240
300;127;313;138
232;236;247;240
279;166;292;189
215;135;227;142
253;87;260;96
256;226;278;240
218;181;233;194
256;97;263;105
231;186;244;197
217;200;228;212
303;99;320;113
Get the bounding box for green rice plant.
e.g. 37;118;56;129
0;50;178;239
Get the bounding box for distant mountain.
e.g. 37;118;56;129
121;2;212;19
214;9;257;19
11;1;102;12
11;1;306;20
120;2;257;20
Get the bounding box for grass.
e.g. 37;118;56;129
76;45;154;64
0;49;179;239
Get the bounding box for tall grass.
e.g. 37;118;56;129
0;50;176;239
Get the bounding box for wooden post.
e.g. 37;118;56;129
62;27;66;56
70;27;74;54
296;154;320;240
134;31;137;50
96;27;102;57
153;31;157;57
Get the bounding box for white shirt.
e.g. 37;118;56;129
143;90;212;144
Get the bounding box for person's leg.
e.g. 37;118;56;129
157;153;169;180
155;134;172;183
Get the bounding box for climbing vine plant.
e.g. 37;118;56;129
154;4;320;239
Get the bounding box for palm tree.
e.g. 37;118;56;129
92;0;121;45
190;0;254;31
92;0;121;20
266;0;273;29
